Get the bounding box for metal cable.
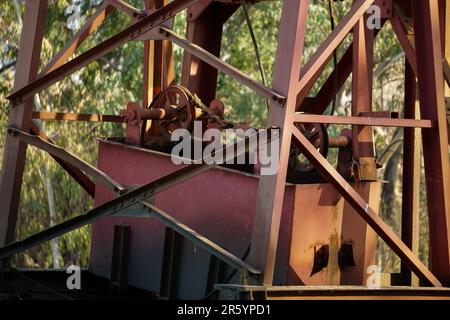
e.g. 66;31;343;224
327;0;338;119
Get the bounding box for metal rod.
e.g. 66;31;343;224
293;113;433;128
141;202;260;275
7;127;126;194
299;46;352;113
248;0;309;286
106;0;145;19
352;12;376;181
160;27;285;103
141;0;170;137
292;125;441;287
7;0;198;106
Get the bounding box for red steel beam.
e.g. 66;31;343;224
39;3;113;76
293;114;433;128
162;28;284;102
29;122;96;198
352;10;376;181
142;0;174;137
291;126;441;287
390;12;418;76
181;1;239;106
297;21;386;114
0;0;48;252
248;0;309;286
413;0;450;285
296;0;375;105
7;0;199;106
8;127;126;194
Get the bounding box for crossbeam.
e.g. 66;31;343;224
7;127;126;194
159;27;285;103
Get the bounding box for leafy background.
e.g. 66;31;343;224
0;0;433;273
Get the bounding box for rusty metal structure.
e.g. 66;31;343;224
0;0;450;300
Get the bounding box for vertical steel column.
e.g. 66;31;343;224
181;1;239;106
413;0;450;285
143;0;166;136
400;61;420;286
0;1;48;256
352;10;377;181
248;0;309;285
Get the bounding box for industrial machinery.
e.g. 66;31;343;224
0;0;450;300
